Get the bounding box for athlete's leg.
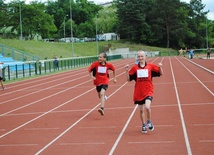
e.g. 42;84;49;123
0;80;4;89
145;99;152;121
138;105;146;124
100;88;106;108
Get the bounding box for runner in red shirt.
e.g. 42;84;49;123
125;50;163;133
88;52;117;116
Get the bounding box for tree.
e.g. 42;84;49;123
46;0;101;39
116;0;150;43
95;6;118;34
6;1;57;39
147;0;188;48
185;0;209;48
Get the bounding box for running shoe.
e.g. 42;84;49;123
98;108;104;116
147;120;154;131
142;124;147;133
104;95;108;100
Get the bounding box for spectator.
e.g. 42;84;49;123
0;62;6;90
207;47;211;59
53;56;59;70
189;49;194;59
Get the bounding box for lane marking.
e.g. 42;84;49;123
128;141;175;144
2;102;213;117
78;126;116;129
170;57;192;155
24;128;60;131
135;125;173;128
0;144;38;147
193;124;214;126
60;142;105;145
0;129;6;131
199;140;214;143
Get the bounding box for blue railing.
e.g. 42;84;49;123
0;44;40;61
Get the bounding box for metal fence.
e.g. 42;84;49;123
0;44;40;61
1;54;122;81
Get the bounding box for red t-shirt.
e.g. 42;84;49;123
88;61;115;86
129;62;161;101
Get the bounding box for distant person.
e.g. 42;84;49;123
189;49;194;59
53;56;59;70
207;47;211;59
125;50;163;133
88;52;117;116
0;62;6;90
179;48;183;56
135;55;139;64
185;47;188;57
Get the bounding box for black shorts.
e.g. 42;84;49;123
134;96;153;105
0;76;2;80
96;84;108;92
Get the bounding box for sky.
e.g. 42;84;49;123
6;0;214;19
181;0;214;20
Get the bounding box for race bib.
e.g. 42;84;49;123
98;66;107;73
137;69;148;78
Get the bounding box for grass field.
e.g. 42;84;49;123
0;38;177;59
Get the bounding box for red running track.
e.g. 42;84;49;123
0;56;213;155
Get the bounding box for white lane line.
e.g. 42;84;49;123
24;128;60;131
128;141;175;144
0;144;38;147
0;129;6;131
78;126;116;129
194;124;214;126
108;104;138;155
60;142;105;145
135;125;173;128
170;57;192;155
3;102;213;117
199;140;214;143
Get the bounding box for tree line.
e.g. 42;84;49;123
0;0;213;49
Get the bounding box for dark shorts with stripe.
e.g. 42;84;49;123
96;84;108;92
0;76;2;80
134;96;153;105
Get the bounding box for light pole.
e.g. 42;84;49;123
70;0;74;63
206;17;208;48
19;0;23;40
96;14;99;56
63;15;68;39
